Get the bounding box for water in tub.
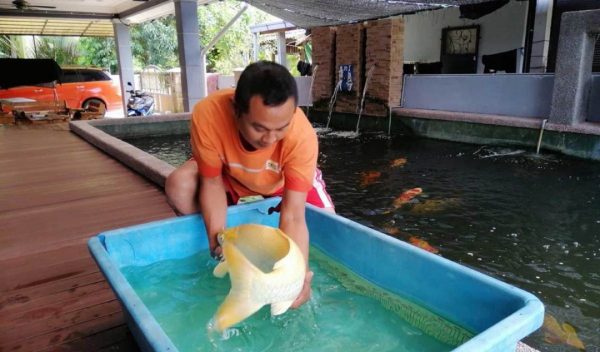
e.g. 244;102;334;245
122;247;473;351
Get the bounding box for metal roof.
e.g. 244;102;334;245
244;0;501;28
0;0;501;37
0;17;115;36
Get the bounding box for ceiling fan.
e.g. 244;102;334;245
0;0;57;10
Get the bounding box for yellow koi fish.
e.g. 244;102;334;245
382;226;401;236
409;198;460;215
543;314;585;350
390;158;407;168
212;224;306;332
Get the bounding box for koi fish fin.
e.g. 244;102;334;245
213;260;229;278
271;300;295;316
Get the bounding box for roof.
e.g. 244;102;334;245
0;0;501;37
243;0;502;28
0;17;115;36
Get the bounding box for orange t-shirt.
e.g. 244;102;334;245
190;89;318;197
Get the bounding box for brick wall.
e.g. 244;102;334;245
364;18;404;116
334;23;363;114
311;17;405;117
312;26;336;104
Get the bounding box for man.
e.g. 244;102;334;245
165;61;334;308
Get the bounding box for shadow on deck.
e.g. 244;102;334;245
0;123;175;351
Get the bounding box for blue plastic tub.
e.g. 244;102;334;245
88;197;544;352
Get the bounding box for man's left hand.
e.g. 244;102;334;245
291;270;313;308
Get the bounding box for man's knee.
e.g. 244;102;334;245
165;161;198;215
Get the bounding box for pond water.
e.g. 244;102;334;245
122;247;471;352
125;129;600;352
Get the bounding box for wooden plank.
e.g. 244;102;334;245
0;249;99;293
0;125;176;351
44;324;140;352
0;281;114;328
0;311;125;352
1;299;122;344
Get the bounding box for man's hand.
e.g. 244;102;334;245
291;270;313;308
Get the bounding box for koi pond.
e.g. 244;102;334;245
125;129;600;351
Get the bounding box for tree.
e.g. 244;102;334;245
78;37;118;73
130;16;179;69
0;35;25;58
30;36;79;65
198;1;275;74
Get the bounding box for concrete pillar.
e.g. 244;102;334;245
530;0;554;73
549;9;600;125
174;0;204;112
277;31;287;68
253;33;259;62
113;20;135;116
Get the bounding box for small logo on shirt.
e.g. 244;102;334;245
265;160;281;173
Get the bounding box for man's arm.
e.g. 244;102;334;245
279;188;312;308
199;174;228;258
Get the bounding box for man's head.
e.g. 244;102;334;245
234;61;298;150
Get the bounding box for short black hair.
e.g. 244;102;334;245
234;61;298;116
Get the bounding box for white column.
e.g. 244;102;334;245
253;33;259;62
530;0;554;73
277;31;287;68
113;20;135;117
174;0;204;112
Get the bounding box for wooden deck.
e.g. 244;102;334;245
0;124;175;351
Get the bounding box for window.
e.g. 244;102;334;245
80;70;111;82
61;70;81;83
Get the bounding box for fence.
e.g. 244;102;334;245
138;67;313;113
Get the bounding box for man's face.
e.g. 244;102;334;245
237;95;295;150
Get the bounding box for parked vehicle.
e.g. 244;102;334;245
126;83;155;117
0;66;122;117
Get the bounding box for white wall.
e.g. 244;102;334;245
403;0;529;73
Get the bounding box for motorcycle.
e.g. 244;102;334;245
126;83;155;116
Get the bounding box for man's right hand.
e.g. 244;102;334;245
210;246;222;260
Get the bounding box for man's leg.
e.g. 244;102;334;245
307;168;335;213
165;159;199;215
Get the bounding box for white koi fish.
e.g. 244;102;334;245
211;224;306;331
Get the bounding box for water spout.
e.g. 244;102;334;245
387;106;392;136
306;64;318;120
536;119;548;154
355;66;376;133
325;79;342;129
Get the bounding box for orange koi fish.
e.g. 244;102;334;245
393;187;423;208
408;236;439;254
543;314;585;350
390;158;407;168
360;171;381;187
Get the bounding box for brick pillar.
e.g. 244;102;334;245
312;26;336;108
364;18;404;116
335;23;363;114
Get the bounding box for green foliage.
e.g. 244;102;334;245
288;54;300;77
1;3;281;76
198;1;275;74
30;36;79;65
131;16;179;70
0;35;26;58
78;37;118;73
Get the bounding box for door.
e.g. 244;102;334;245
56;69;84;108
440;25;480;74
